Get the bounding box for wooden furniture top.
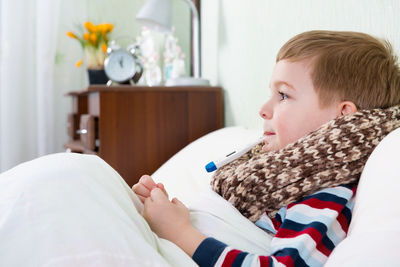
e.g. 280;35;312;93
67;85;222;96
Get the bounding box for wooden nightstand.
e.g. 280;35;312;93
65;85;223;186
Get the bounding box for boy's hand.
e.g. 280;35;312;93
132;175;168;203
143;188;206;257
143;188;190;241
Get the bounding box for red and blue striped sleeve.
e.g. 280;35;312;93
192;184;357;267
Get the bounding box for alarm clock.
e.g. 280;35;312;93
104;41;143;86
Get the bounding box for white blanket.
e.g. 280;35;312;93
189;189;272;255
0;153;270;266
0;153;194;266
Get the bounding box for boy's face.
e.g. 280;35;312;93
259;59;340;151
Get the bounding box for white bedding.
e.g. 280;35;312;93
152;126;274;253
189;189;272;255
324;127;400;266
152;126;261;207
3;125;397;266
0;153;195;266
0;147;268;266
154;126;400;266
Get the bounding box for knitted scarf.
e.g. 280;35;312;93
211;105;400;222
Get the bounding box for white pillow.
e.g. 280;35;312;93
152;126;260;206
325;127;400;266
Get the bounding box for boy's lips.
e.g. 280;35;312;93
264;131;275;136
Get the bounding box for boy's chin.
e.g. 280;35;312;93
262;143;274;152
262;142;281;152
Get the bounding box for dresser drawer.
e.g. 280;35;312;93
65;85;223;187
78;114;98;151
71;94;88;114
67;113;79;140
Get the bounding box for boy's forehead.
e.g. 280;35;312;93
269;59;313;90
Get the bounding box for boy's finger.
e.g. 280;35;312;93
139;175;157;190
138;195;146;204
157;183;164;190
172;197;183;206
143;196;153;210
150;188;168;202
132;183;140;192
132;184;150;197
156;183;169;197
172;198;187;210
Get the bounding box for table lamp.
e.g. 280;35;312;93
136;0;210;86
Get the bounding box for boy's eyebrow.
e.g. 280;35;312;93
271;81;296;90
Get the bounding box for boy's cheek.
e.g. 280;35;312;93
276;115;307;145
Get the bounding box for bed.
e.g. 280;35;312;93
0;126;399;266
154;126;400;266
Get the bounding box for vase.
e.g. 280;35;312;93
87;69;108;85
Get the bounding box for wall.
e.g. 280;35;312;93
53;0;190;151
53;0;400;151
201;0;400;132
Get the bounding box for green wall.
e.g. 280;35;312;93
57;0;191;78
53;0;191;151
201;0;400;131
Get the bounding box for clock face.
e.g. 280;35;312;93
104;50;136;82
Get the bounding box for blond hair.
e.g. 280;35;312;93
277;30;400;109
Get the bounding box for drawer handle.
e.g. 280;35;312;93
76;129;88;135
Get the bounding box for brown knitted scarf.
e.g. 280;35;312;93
211;105;400;222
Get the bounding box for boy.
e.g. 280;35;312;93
133;30;400;266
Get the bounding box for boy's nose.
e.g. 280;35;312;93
259;102;272;120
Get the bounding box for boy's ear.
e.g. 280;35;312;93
339;101;358;116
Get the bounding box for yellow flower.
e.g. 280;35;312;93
101;43;107;53
75;59;83;68
84;21;96;33
67;21;114;69
83;32;90;40
104;23;114;33
89;33;98;44
66;31;78;39
97;24;105;34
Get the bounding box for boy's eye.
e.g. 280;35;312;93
278;91;288;101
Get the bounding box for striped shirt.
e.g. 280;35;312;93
192;184;357;267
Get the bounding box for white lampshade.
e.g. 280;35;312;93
136;0;172;33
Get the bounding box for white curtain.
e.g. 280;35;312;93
0;0;61;172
